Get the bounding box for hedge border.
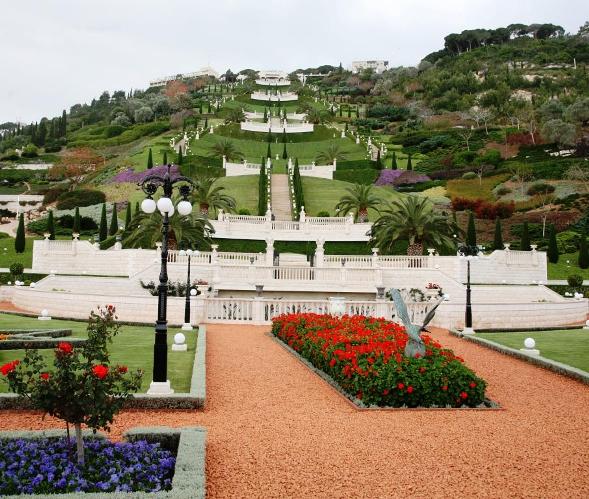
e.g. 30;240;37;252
0;426;207;499
449;329;589;385
0;325;207;410
0;328;86;350
270;333;500;411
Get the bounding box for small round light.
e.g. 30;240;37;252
41;309;49;317
524;338;535;349
178;250;186;257
186;249;193;256
141;198;156;214
157;197;174;214
190;288;197;296
177;200;193;216
174;332;186;345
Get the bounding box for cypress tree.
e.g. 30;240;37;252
147;148;153;169
46;210;55;240
207;101;212;113
493;217;503;250
177;146;183;165
14;213;25;253
109;204;118;236
520;221;531;251
204;117;208;129
579;234;589;269
282;141;288;160
267;130;272;143
99;204;107;241
283;108;287;120
263;108;268;123
199;102;203;114
466;211;477;247
347;106;351;118
282;129;287;143
163;151;168;165
267;142;272;158
134;201;140;216
125;203;132;231
339;106;342;117
391;152;398;170
61;110;67;136
406;154;413;171
547;225;559;264
73;207;81;234
376;150;383;170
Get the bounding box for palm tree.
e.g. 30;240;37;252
306;108;329;124
315;144;347;164
193;177;236;217
335;184;381;222
124;211;213;250
208;139;243;162
224;108;245;124
371;196;460;255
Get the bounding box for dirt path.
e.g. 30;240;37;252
0;325;588;497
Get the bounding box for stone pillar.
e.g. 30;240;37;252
218;208;224;222
333;158;337;170
252;295;265;325
155;242;162;258
315;238;325;268
265;238;274;266
531;244;538;265
210;245;219;264
427;248;436;268
193;294;206;325
114;235;122;251
346;213;353;234
371;247;379;267
356;136;360;145
299;206;306;223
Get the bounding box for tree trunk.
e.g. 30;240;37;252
200;203;209;217
358;209;368;223
406;243;423;256
75;423;84;465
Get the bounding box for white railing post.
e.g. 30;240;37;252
427;248;435;268
315;238;325;268
265;238;274;266
531;245;538;266
218;208;224;222
371;247;379;267
222;155;226;169
252;295;264;324
346;213;353;234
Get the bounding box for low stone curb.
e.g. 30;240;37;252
450;329;589;385
0;426;207;498
0;325;207;410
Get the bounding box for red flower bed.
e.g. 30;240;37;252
451;197;515;219
272;314;487;407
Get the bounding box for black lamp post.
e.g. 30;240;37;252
139;164;196;394
457;243;480;335
178;248;198;331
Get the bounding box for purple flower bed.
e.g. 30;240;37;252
375;170;430;186
0;438;175;495
374;170;404;186
110;164;180;184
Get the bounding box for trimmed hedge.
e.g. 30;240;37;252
334;169;379;185
56;189;106;210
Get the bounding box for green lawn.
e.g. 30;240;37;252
302;177;403;218
0;237;36;268
547;252;589;280
215;175;259;214
477;329;589;372
0;314;197;393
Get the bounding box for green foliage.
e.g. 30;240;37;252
406;154;412;171
9;262;24;277
14;214;25;254
292;159;305;218
578;235;589;269
466;211;477;247
55;189;106;210
73;207;81;234
67;122;169;148
567;274;584;288
99;204;107;242
258;157;268;216
125;203;132;230
108;204;118;236
333;169;379;185
520;221;531;251
391;152;398;170
493;217;503;251
147;148;153;169
335;183;381;222
47;210;55;240
548;225;559;264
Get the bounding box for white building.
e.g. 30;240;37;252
258;70;288;79
351;60;389;74
149;66;219;87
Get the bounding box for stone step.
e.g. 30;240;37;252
270;174;292;221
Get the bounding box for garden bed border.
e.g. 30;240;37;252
0;426;207;498
270;333;501;411
450;329;589;385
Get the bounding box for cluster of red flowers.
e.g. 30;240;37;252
57;342;73;355
272;313;486;408
0;360;19;376
92;365;109;380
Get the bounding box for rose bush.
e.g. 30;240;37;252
272;313;487;407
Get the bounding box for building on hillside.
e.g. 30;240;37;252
351;60;389;74
149;66;219;87
258;70;288;79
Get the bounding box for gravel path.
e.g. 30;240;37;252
0;325;588;498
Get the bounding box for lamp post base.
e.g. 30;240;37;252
181;323;193;331
462;327;476;335
146;380;174;395
520;348;540;356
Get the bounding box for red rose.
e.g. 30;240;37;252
92;365;109;379
460;391;468;399
107;304;115;313
382;389;389;395
469;382;477;388
0;360;19;376
397;382;405;390
407;386;414;394
117;365;128;374
441;385;448;391
40;372;50;380
329;358;336;368
57;342;73;355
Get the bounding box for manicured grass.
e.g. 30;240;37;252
477;329;589;372
446;174;510;201
0;237;35;268
0;313;197;393
302;177;402;218
215;175;259;214
547;252;589;280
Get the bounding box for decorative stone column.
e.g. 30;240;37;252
315;238;325;268
217;208;224;222
114;234;122;251
531;244;538;265
299;206;306;223
427;248;436;268
210;244;219;264
222;155;227;169
265;238;274;266
346;213;353;234
371;247;379;267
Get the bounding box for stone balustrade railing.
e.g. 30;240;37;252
240;121;314;133
251;91;298;102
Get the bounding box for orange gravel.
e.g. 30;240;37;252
1;325;588;498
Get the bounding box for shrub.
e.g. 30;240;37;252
56;189;106;210
58;214;97;231
21;144;39;158
272;314;487;407
567;274;584;288
238;208;251;215
42;186;68;205
462;172;477;180
496;186;512;196
556;231;579;254
316;211;330;217
527;182;555;196
451;197;514;219
9;263;24;277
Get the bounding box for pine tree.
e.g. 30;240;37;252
391;152;398;170
125;203;132;231
376;150;383;170
493;217;503;250
266;142;272;158
547;225;559;264
282;141;288;160
147;148;153;169
73;207;81;234
406;154;413;171
163;151;168;165
109;204;118;236
14;213;25;253
134;201;140;216
47;210;55;240
266;130;272;143
199;102;203;114
466;211;477;247
520;221;531;251
99;204;107;241
579;234;589;269
177;146;183;165
263;108;268;123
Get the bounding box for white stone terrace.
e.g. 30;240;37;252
255;78;290;86
223;157;335;180
251;91;298;102
244;111;307;121
240;120;314;134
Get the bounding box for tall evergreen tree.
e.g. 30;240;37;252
520;221;531;251
376;150;383;170
73;207;81;234
163;151;168;165
204;117;208;129
466;211;477;247
266;130;272;143
579;234;589;269
282;129;287;143
134;201;140;216
493;217;503;250
207;101;212;113
99;204;108;241
61;110;67;136
263;107;268;123
391;152;397;170
177;146;183;165
267;142;272;158
406;154;413;171
347;106;351;118
125;203;132;231
47;210;55;240
147;148;153;169
109;204;118;236
14;213;25;253
547;225;559;264
282;141;288;160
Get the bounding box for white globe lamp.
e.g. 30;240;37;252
157;197;174;214
141;198;156;214
177;200;192;216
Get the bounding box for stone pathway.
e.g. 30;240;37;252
0;325;588;497
270;174;292;220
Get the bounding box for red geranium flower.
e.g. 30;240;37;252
117;365;128;374
397;382;405;390
329;358;336;367
441;385;448;391
92;365;109;379
406;386;414;394
0;360;19;376
57;342;73;355
107;304;115;313
40;372;50;381
469;382;477;388
460;391;468;399
382;389;389;395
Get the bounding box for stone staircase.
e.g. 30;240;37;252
270;174;292;220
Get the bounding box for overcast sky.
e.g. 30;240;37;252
1;0;586;124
